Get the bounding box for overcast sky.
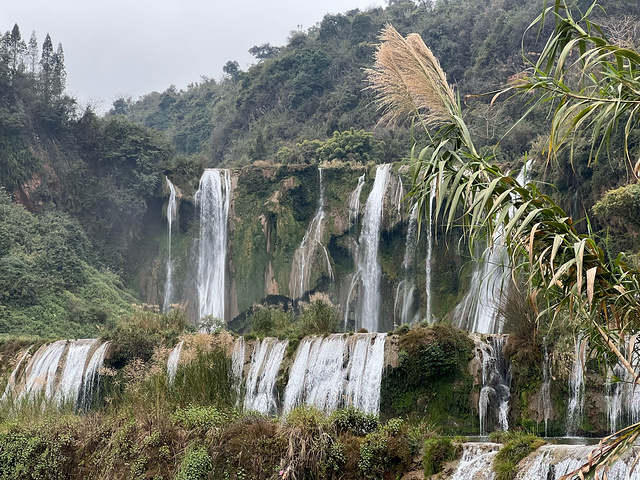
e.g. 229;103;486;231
3;0;384;112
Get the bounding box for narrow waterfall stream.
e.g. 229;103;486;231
425;178;437;324
167;340;184;385
79;341;110;412
539;339;553;436
475;336;511;435
163;176;178;312
196;169;231;325
289;167;333;299
349;173;366;229
566;336;587;436
394;204;419;326
356;164;391;332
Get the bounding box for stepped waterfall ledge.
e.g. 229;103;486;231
196;169;231;325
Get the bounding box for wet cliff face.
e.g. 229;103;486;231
143;162;468;332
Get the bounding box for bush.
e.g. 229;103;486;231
491;431;545;480
175;444;212;480
358;418;412;479
250;305;294;337
331;407;379;436
296;294;340;336
422;436;460;476
172;406;232;433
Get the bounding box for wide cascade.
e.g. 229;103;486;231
454;164;530;334
474;335;511;435
5;340;110;410
355;164;391;332
243;338;288;414
195;169;231;324
289;167;333;299
163;176;178;312
283;333;386;415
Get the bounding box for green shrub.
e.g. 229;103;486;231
491;431;545;480
296;295;340;336
422;436;460;476
172;406;233;433
358;418;412;479
175;444;212;480
250;305;294;337
330;407;379;436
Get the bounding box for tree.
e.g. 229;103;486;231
52;42;66;97
8;24;26;74
39;33;54;101
27;31;38;75
222;60;240;80
248;43;282;61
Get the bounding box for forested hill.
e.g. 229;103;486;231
122;0;550;167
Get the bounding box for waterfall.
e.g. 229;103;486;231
356;164;391;332
163;176;178;312
289;167;333;300
349;174;366;228
18;340;67;403
605;336;640;433
566;336;587;436
79;341;110;412
231;337;245;401
0;347;32;403
243;338;288;414
394;204;419;326
539;339;553;436
55;339;98;406
196;169;231;326
283;333;386;415
167;341;184;385
475;336;511;435
454;163;531;334
450;443;500;480
425;178;437;324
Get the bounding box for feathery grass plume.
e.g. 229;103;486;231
366;25;457;127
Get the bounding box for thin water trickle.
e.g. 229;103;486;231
289;167;332;300
349;173;366;229
196;169;231;326
395;204;419;326
425;178;437;324
163;176;178;312
566;335;586;436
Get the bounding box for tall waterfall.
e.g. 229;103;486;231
394;204;419;326
454;163;531;334
475;336;511;435
196;169;231;325
167;341;184;385
566;336;587;436
283;333;386;415
289;168;333;299
425;179;437;323
349;173;366;228
243;338;288;414
163;176;178;312
539;339;553;436
79;341;110;412
55;339;98;406
356;164;391;332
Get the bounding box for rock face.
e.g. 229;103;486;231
158;162;461;331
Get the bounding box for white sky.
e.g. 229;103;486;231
3;0;384;112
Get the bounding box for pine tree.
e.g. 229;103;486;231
52;42;66;97
27;31;38;75
8;24;26;74
39;33;54;100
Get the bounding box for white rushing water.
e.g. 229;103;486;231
18;340;68;403
243;338;288;414
475;336;511;435
425;178;437;324
605;335;640;433
539;338;553;436
196;169;231;325
167;340;184;386
394;204;419;326
566;335;587;436
356;164;391;332
450;443;500;480
453;163;531;334
163;176;178;312
0;346;32;403
55;339;98;406
231;337;245;401
79;341;110;412
349;173;366;229
289;167;333;299
283;333;386;415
